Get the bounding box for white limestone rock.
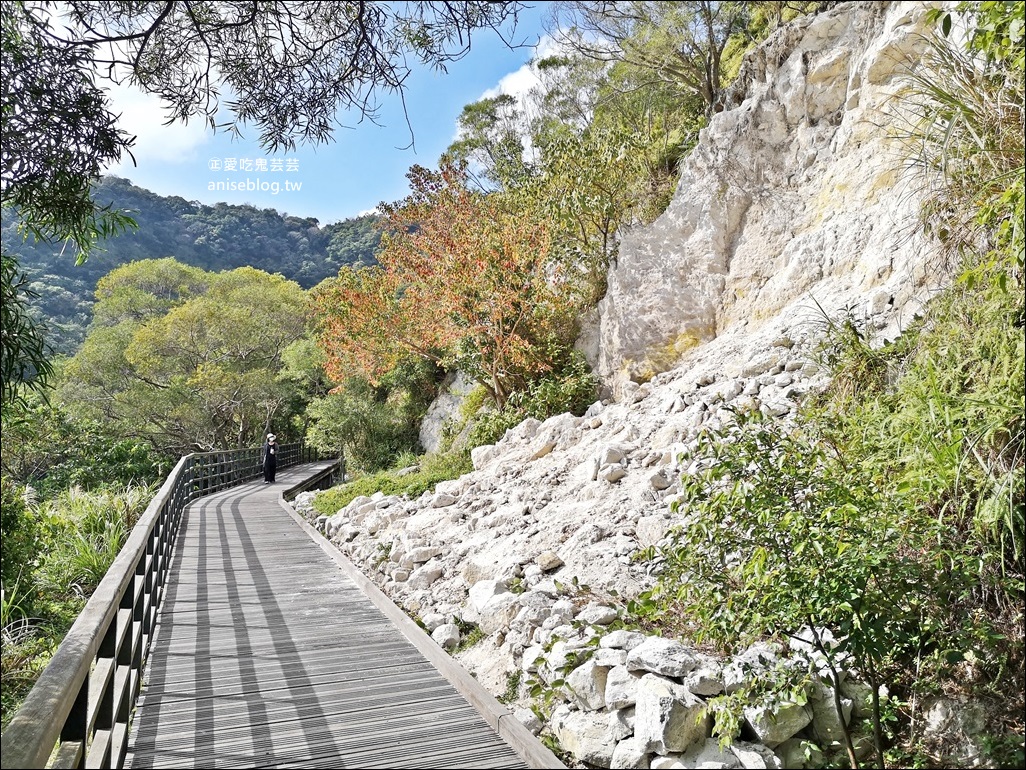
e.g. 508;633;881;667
773;738;823;769
471;443;498;470
649;757;687;770
522;644;546;674
406;545;442;564
407;562;443;589
594;648;628;669
681;738;741;769
627;637;701;678
683;658;725;697
634;674;711;755
551;705;631;768
565;659;609;712
432;623;460;650
723;643;782;693
420;612;447;632
467;579;510;611
431;492;458;508
602;630;648;651
600;464;628;483
465;579;519;635
577;603;618;626
808;679;853;748
418;371;477;453
647;470;672;491
730;740;785;769
536;550;564;571
839;678;874;720
743;701;813;748
514;707;543;736
605;664;644;710
592;1;940;395
599;445;629;465
921;695;989;768
636;516;672;548
612;736;652;769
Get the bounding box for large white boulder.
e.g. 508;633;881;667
744;701;813;748
565;659;610;712
551;705;632;768
634;674;711;755
627;637;701;678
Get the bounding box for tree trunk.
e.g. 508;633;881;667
807;623;860;770
868;663;886;769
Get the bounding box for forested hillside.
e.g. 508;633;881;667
1;176;381;354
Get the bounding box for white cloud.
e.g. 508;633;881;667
103;81;212;173
479;34;562;104
480;64;541;102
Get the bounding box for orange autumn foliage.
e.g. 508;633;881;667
314;161;580;407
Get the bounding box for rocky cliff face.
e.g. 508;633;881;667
593;0;942;396
293;3;956;767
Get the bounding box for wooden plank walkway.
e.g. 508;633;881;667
124;463;532;769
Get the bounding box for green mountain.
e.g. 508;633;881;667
1;176;381;355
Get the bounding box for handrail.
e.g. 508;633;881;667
281;459;343;503
0;442;318;770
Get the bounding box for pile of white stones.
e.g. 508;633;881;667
289;316;889;768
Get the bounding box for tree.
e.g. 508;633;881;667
445;52;695;308
315;161;580;408
446;94;534;189
527;123;646;295
548;1;754;115
0;392;165;496
1;2;133;248
30;0;529;151
1;1;134;402
1;254;53;404
62;260;310;453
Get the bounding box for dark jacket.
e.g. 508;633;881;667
261;440;278;467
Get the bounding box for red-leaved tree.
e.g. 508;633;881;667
314;161;580;407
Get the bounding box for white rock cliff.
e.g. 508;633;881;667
293;2;954;767
594;0;941;395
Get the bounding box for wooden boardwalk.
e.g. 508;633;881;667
124;464;536;769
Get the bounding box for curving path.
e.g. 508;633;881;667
125;463;557;769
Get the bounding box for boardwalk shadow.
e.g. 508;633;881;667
126;471;527;769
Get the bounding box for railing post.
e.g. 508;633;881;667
92;618;116;768
59;680;88;769
138;521;155;686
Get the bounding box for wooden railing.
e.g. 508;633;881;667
282;454;345;502
0;443;319;769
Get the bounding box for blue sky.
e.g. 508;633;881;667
103;4;552;225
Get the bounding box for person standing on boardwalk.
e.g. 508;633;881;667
261;433;278;483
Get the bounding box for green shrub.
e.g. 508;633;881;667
0;477;39;589
467;350;598;447
305;377;422;472
311;449;473;516
1;481;156;727
1;396;166;497
36;484;155;595
637;409;986;768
